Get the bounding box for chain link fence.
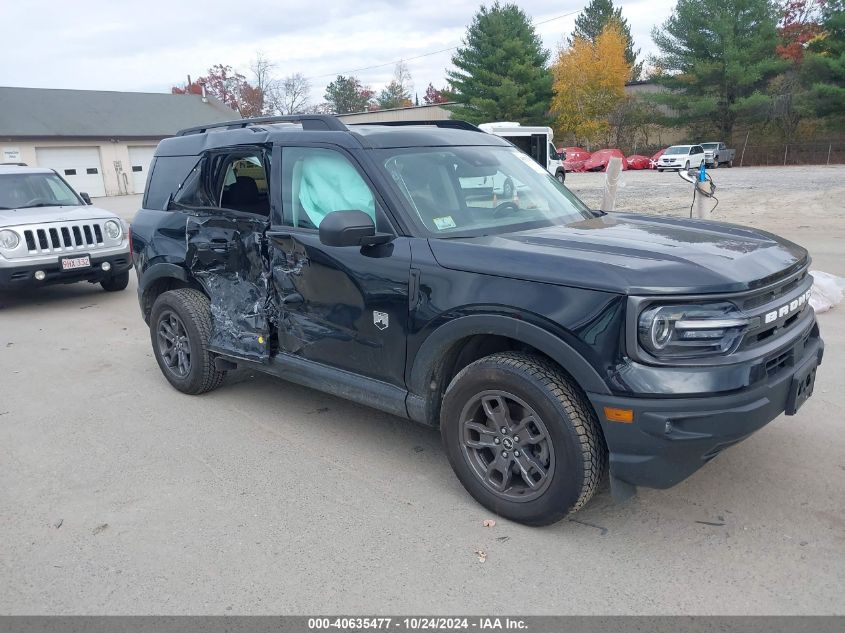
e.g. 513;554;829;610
733;142;845;167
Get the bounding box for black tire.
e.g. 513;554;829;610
149;288;225;395
555;170;566;184
685;161;690;170
657;168;664;172
711;159;718;169
100;270;129;292
440;352;607;526
727;159;733;168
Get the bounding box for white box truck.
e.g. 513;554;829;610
479;122;567;183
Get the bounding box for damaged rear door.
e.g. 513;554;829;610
176;146;274;362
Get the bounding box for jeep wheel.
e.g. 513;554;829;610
100;270;129;292
150;289;225;395
440;352;607;526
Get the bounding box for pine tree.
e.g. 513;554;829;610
570;0;642;79
446;2;552;125
651;0;786;139
324;75;374;114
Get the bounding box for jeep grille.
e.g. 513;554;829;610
22;222;105;254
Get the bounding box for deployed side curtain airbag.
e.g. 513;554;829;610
297;153;375;228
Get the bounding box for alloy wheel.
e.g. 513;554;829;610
459;390;555;502
157;310;192;378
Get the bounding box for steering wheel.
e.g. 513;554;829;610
492;201;520;218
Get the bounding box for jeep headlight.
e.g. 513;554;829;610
0;229;20;250
638;302;750;358
104;220;122;240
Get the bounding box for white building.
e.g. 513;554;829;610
0;87;238;197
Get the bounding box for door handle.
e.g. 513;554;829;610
282;292;303;306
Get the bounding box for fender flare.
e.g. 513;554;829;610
138;262;189;296
408;314;610;397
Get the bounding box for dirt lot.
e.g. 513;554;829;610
1;166;843;615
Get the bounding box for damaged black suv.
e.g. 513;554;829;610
131;115;823;526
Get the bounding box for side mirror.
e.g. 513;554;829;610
319;210;393;247
79;192;92;205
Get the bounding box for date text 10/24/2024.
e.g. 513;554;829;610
307;618;528;631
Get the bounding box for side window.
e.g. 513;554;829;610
144;155;201;210
281;147;381;230
217;151;270;217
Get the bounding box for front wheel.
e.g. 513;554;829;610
440;352;607;526
685;161;690;170
149;288;226;395
711;159;718;169
555;170;566;184
100;270;129;292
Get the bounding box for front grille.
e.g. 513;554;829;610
22;222;106;254
743;271;807;310
739;273;813;352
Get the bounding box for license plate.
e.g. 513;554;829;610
785;358;818;415
61;255;91;271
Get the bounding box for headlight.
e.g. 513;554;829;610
104;220;122;240
638;302;749;358
0;229;20;250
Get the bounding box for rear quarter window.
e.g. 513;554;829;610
143;155;200;210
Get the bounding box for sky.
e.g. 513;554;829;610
0;0;677;105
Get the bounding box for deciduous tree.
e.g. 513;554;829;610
447;2;552;125
570;0;642;79
423;83;449;104
552;22;631;145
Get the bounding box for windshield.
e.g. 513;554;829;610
665;146;691;155
377;146;595;237
701;143;718;150
0;173;81;209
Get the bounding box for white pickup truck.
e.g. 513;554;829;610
701;142;736;168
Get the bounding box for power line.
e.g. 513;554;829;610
305;8;582;82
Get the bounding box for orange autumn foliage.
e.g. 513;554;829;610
552;21;631;144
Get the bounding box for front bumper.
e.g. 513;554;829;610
587;327;824;490
0;251;132;289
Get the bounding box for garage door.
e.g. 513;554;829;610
128;146;157;194
35;147;106;197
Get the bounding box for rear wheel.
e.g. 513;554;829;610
440;352;607;526
100;270;129;292
150;288;225;395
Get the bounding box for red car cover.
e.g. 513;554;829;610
561;147;591;173
626;155;651;170
583;149;627;172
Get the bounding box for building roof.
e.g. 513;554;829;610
0;87;239;139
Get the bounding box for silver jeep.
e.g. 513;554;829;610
0;165;131;292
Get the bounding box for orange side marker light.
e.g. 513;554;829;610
604;407;634;423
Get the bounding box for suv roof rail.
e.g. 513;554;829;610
349;120;482;133
176;115;349;136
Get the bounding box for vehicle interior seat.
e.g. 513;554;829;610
222;176;268;216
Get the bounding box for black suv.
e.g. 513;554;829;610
131;115;823;526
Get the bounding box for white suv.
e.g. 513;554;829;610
0;165;131;291
656;145;706;172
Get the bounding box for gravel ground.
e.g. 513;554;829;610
1;166;843;615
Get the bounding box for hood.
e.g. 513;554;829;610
427;213;808;295
0;204;119;227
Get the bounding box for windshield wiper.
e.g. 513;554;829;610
18;203;56;209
